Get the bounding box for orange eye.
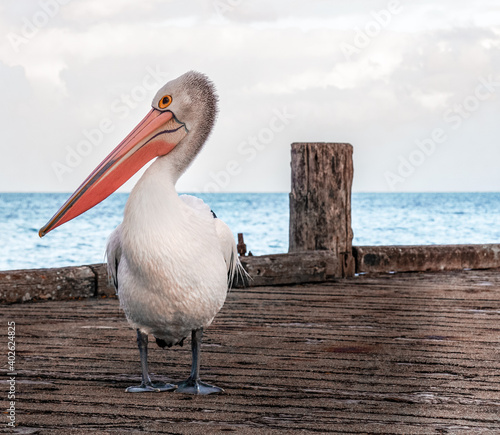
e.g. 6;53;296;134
158;95;172;109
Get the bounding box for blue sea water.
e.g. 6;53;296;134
0;192;499;270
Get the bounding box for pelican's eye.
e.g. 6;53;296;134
158;95;172;109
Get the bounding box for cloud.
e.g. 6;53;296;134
0;1;499;193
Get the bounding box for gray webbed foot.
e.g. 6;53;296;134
176;378;223;395
126;381;176;393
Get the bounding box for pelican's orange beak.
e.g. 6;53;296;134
39;109;187;237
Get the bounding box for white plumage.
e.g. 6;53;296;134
106;158;238;346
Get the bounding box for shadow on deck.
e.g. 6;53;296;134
4;269;500;434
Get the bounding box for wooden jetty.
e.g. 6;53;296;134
5;269;500;433
2;143;500;433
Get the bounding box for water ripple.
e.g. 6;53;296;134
0;192;499;270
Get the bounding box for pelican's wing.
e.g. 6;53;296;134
105;224;122;292
179;194;247;287
214;218;240;286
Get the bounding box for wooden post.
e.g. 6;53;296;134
289;143;355;277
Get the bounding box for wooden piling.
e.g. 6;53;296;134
237;233;247;256
289;143;355;277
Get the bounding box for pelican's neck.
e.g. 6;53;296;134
127;156;179;209
161;120;211;182
120;157;181;268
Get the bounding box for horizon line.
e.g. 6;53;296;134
1;190;500;195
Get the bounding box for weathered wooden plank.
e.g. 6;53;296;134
354;244;500;273
4;269;500;433
0;266;95;303
289;142;355;277
237;250;338;287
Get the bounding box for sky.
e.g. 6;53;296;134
0;0;499;193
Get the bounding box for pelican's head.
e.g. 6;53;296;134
153;71;217;133
39;71;218;237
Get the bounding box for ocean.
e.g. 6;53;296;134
1;192;499;271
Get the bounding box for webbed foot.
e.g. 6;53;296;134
126;381;176;393
176;378;223;395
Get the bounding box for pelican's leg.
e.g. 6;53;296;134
126;329;177;393
176;328;223;395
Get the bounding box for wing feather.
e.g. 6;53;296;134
105;225;122;293
214;218;247;288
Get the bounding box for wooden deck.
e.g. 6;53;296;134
4;269;500;434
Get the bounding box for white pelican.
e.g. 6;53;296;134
39;71;243;395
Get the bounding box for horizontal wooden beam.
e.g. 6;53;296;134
0;266;96;304
354;244;500;274
237;250;338;287
2;245;500;303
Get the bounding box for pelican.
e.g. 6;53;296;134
39;71;243;394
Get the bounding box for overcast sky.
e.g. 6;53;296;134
1;0;499;193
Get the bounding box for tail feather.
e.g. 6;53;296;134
227;248;250;289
